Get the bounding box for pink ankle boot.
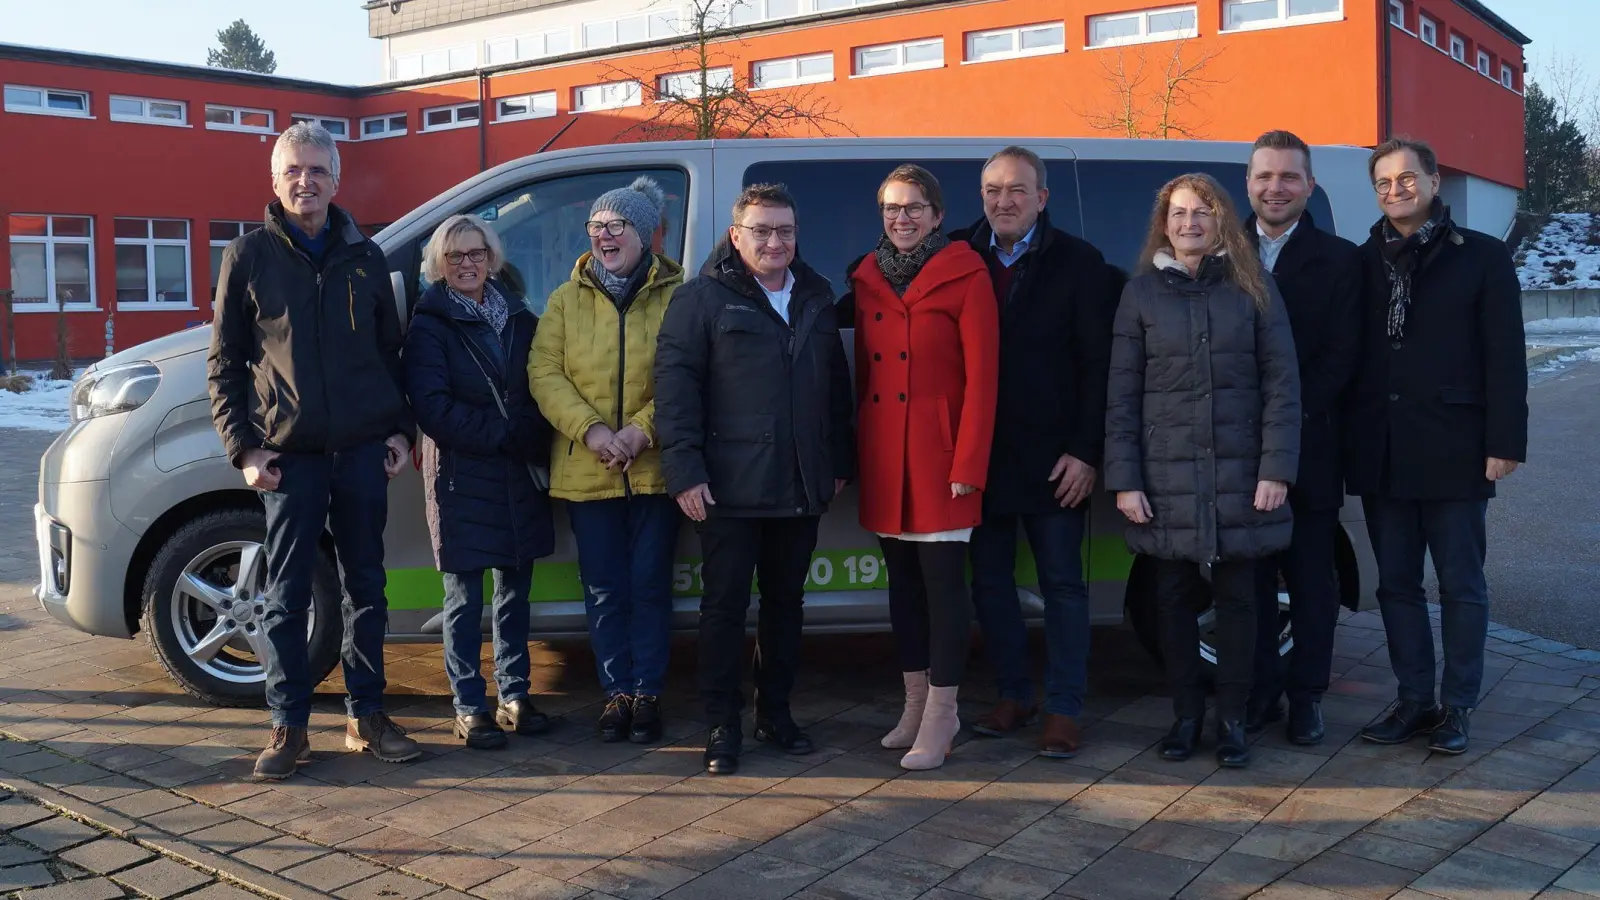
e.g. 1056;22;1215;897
882;671;930;749
901;685;960;770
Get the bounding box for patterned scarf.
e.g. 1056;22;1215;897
874;231;950;296
1379;197;1450;341
447;281;509;335
589;254;650;308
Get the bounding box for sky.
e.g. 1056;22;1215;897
0;0;1592;88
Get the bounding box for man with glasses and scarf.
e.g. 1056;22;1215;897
1346;138;1527;756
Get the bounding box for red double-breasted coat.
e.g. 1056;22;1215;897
852;241;1000;536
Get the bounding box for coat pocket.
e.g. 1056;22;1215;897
707;413;777;508
936;396;955;452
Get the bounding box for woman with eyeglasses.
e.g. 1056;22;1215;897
848;164;999;770
529;177;685;744
403;214;556;749
1103;173;1301;769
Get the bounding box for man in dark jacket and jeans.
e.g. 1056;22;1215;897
1242;131;1362;746
655;183;855;775
953;147;1122;758
207;123;419;779
1349;138;1527;756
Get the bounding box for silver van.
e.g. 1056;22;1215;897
35;137;1380;706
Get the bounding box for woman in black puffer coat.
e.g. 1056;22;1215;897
1104;173;1301;769
404;214;556;750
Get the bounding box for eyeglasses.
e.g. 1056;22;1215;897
446;248;488;265
881;202;932;220
735;224;798;243
279;166;333;181
586;219;631;237
1374;172;1421;195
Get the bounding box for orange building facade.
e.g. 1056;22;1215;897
0;0;1527;362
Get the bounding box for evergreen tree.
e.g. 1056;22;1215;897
207;20;277;74
1523;82;1591;214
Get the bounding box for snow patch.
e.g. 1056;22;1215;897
1532;347;1600;374
0;373;75;432
1524;317;1600;334
1518;213;1600;290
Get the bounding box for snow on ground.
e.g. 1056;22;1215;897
1532;347;1600;375
1519;213;1600;289
0;372;74;432
1526;317;1600;334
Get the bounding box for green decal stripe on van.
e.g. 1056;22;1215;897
384;538;1137;611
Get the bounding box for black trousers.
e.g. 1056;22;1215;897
1252;507;1342;705
879;537;973;687
1154;558;1257;721
696;515;821;726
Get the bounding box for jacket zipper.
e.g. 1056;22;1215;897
615;290;634;499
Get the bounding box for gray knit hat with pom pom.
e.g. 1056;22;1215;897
589;176;666;240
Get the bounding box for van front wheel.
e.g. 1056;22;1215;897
140;508;342;707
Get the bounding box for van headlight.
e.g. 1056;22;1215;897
70;362;161;423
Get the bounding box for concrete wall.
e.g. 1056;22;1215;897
1522;290;1600;323
1439;173;1520;239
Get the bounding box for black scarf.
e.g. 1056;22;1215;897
589;254;651;310
874;231;949;296
1379;197;1451;340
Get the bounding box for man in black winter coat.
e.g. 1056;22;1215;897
654;184;855;775
207;123;420;779
1241;131;1362;746
1349;138;1528;756
952;147;1122;759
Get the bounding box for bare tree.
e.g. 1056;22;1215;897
602;0;852;141
1078;39;1226;140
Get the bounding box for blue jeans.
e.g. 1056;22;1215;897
1363;496;1490;708
567;494;680;698
259;441;390;728
970;507;1090;717
442;565;533;717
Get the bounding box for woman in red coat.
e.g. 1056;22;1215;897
852;164;1000;770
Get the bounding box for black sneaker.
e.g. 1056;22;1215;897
1359;700;1444;745
630;695;663;744
598;694;634;743
1427;706;1471;755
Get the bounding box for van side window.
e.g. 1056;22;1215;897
742;159;1082;296
420;168;689;315
1074;160;1336;275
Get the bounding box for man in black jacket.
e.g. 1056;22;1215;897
954;147;1122;758
655;183;855;775
207;123;419;780
1241;131;1362;746
1349;138;1528;756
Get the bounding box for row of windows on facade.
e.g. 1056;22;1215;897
1387;0;1520;90
5;215;259;310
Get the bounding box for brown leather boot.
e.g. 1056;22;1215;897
254;726;310;780
971;699;1039;737
346;713;422;763
1037;713;1081;759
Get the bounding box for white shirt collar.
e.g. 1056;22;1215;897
1256;218;1300;245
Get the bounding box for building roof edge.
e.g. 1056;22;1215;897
1452;0;1532;47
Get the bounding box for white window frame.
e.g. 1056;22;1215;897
114;218;193;311
1220;0;1344;34
485;28;574;65
392;44;475;80
495;92;559;122
572;81;643;114
204;104;275;134
751;53;835;89
582;12;677;49
420;102;481;133
7;214;97;312
1086;6;1199;48
1449;34;1466;63
1501;63;1515;90
658;68;734;101
290;114;351;140
360;113;408;140
1388;0;1404;28
1477;49;1492;77
209;220;259;290
728;0;804;28
1418;14;1437;47
108;95;187;127
3;84;92;119
852;39;945;78
964;22;1066;63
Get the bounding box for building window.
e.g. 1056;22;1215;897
3;85;90;118
109;95;186;126
658;68;734;101
1418;15;1437;46
814;0;896;12
421;102;481;132
752;53;835;89
361;113;407;139
1501;63;1515;90
204;104;274;134
291;114;350;140
965;22;1065;62
573;81;643;113
1088;6;1198;47
7;215;94;310
209;221;262;291
1388;0;1404;28
114;219;191;308
729;0;802;27
1449;34;1466;63
392;45;475;80
1477;50;1492;77
854;39;944;77
496;92;558;121
1222;0;1341;32
486;29;573;65
583;12;677;49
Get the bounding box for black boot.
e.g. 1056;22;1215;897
754;715;814;755
630;695;663;744
1160;717;1202;761
1287;701;1325;746
1245;696;1284;736
1359;700;1443;745
454;713;508;750
1215;719;1250;768
1427;707;1471;755
704;725;741;774
598;694;634;743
